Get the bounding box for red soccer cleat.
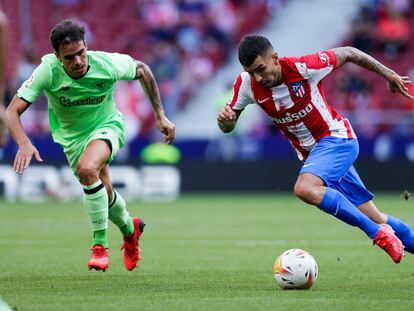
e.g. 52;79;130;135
373;224;404;263
88;244;110;272
120;217;145;271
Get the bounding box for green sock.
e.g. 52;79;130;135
83;181;109;247
108;190;134;237
93;229;108;247
121;217;134;237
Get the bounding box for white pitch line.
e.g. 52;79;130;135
234;239;370;246
0;239;48;246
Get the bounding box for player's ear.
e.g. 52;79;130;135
55;52;62;62
272;52;279;63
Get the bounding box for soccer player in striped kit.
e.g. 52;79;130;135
218;35;414;263
6;20;175;271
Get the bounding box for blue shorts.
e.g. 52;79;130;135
299;137;373;206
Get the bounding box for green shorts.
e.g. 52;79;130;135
64;124;125;176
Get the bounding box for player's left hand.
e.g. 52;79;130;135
387;73;413;100
156;116;175;144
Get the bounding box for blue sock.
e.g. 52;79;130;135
319;188;380;239
387;215;414;254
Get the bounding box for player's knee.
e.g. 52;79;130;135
294;181;323;205
294;181;312;203
77;163;99;183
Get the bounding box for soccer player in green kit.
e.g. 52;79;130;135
5;20;176;272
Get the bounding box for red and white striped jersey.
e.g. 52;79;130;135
228;50;356;160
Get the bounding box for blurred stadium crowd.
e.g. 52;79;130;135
325;0;414;138
0;0;413;142
1;0;282;139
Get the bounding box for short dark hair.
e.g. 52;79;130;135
238;35;274;66
50;19;85;53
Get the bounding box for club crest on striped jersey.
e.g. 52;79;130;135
291;81;305;98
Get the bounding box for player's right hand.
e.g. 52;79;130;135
217;105;237;123
13;142;43;174
217;105;238;133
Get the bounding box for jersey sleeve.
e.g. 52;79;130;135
107;53;137;81
297;50;337;83
227;73;254;111
16;61;51;104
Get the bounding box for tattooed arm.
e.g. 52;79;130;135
135;60;175;143
332;46;413;99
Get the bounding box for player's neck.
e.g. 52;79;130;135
274;63;283;86
273;70;283;87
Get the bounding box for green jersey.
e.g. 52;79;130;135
17;51;136;150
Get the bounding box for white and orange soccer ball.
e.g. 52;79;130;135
273;248;318;289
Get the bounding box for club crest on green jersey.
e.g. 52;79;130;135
96;81;105;89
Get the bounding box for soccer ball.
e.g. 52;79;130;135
273;248;318;289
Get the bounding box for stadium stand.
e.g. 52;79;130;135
324;0;414;137
1;0;276;136
1;0;412;141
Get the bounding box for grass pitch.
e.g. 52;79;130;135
0;193;413;310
